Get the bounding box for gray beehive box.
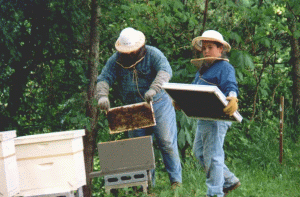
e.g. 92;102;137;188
97;136;155;176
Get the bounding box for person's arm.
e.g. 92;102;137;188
218;63;239;97
150;46;172;76
145;70;171;102
144;47;172;102
96;81;110;111
218;63;239;116
96;54;118;111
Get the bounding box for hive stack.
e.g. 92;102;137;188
14;130;86;197
0;130;20;197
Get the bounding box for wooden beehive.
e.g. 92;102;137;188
14;130;86;196
0;130;20;197
97;136;155;176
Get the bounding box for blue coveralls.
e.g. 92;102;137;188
192;60;239;197
97;45;182;184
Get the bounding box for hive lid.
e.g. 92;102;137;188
14;129;85;145
0;130;17;142
97;136;155;175
162;83;243;122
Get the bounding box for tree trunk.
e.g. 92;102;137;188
201;0;209;35
83;0;100;196
289;17;300;127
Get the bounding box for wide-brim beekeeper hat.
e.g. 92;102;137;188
115;27;146;53
192;30;231;52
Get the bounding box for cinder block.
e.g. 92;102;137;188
96;136;155;195
105;181;148;194
14;130;86;196
104;170;147;186
0;130;20;197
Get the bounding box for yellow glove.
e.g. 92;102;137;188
223;97;238;116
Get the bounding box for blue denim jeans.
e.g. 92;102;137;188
128;92;182;185
193;120;239;197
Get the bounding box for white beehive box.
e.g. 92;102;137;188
14;129;86;196
0;130;20;197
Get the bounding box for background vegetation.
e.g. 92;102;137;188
1;0;300;196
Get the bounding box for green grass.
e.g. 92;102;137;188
226;164;300;197
92;133;300;197
150;157;300;197
92;155;300;197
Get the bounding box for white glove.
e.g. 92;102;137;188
145;70;171;102
144;89;156;103
98;96;110;111
96;81;110;111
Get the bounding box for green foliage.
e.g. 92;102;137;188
0;0;90;134
1;0;296;136
1;0;300;196
176;111;196;150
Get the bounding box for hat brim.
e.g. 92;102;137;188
115;31;146;53
191;57;229;68
192;37;231;52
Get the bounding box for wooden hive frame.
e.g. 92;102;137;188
107;102;156;134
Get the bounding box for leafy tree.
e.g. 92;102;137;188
285;0;300;135
0;0;89;135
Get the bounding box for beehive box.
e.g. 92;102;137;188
97;136;155;175
14;129;86;196
162;83;243;122
0;130;20;197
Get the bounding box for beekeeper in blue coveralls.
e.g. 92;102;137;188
191;30;241;197
96;27;182;188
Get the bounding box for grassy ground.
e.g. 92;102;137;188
92;134;300;197
150;159;300;197
92;155;300;196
